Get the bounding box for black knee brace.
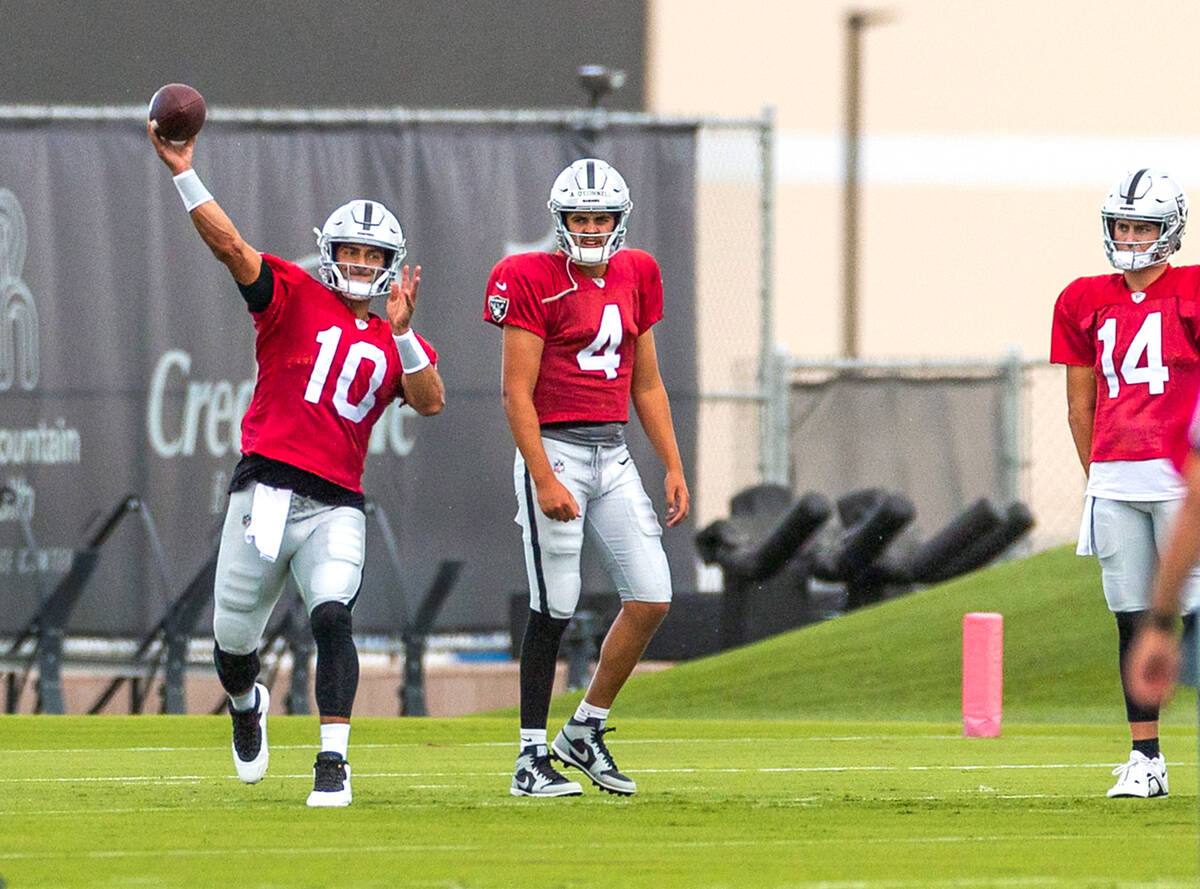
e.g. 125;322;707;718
1116;611;1159;724
213;644;260;698
310;601;358;719
519;609;570;730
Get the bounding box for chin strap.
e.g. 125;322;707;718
542;253;581;305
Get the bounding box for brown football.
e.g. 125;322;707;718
148;83;206;143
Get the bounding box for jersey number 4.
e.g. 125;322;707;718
577;304;623;380
304;326;387;422
1097;312;1169;398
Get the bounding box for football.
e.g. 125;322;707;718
148;83;206;143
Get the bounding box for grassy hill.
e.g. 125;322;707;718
520;545;1197;725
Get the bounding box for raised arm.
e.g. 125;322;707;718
147;122;261;286
630;328;690;527
386;264;444;416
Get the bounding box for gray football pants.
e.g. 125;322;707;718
514;438;672;620
213;486;366;655
1089;497;1200;613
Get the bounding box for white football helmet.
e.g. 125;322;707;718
315;199;406;299
1101;169;1188;271
548;158;632;264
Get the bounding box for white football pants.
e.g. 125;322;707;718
514;438;672;620
1088;496;1200;614
213;485;366;655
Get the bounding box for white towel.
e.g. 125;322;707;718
245;483;292;562
1075;495;1094;556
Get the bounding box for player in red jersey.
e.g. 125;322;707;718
1050;168;1200;798
149;123;443;807
484;158;689;797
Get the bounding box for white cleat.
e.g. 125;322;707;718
230;683;269;784
1107;751;1168;798
307;752;352;807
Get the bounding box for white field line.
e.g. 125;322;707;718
4;737;917;754
0;792;1095;818
0;760;1185;785
0;734;1152;755
0;835;1194;865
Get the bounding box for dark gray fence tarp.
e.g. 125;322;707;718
788;373;1009;538
0;117;697;636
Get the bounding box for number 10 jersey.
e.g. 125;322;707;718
240;254;437;492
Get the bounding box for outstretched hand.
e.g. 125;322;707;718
146;120;195;175
388;265;421;334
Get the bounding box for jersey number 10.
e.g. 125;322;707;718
304;326;388;422
1097;312;1169;399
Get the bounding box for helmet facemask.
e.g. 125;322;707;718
548;158;632;265
1101;169;1188;272
315;200;406;300
556;211;626;265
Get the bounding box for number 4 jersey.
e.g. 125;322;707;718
1051;264;1200;468
483;250;664;423
239;254;438;492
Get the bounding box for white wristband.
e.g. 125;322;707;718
172;168;214;212
393;329;431;374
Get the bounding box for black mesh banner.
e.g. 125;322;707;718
788;371;1009;537
0;116;697;635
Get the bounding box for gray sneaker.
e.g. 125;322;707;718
551;717;637;796
510;744;582;797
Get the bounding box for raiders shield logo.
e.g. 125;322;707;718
488;293;510;323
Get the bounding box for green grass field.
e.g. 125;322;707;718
1;547;1197;888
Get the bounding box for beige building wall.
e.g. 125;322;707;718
649;0;1200;546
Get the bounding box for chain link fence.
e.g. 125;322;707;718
690;118;1089;560
692;115;775;532
1024;360;1086;551
764;355;1086;558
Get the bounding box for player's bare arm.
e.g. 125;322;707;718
630;329;690;527
1130;453;1200;707
501;325;580;522
400;357;445;416
385;265;444;415
1064;364;1096;475
146;121;261;285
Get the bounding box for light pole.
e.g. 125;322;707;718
843;9;893;359
574;64;626;156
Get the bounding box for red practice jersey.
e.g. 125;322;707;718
1050;264;1200;467
239;254;438;491
483;249;664;424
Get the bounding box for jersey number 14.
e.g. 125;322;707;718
1097;312;1169;398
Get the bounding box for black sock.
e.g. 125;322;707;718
1132;737;1160;759
519;609;569;731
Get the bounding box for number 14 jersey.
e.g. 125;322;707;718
483;249;664;424
1051;264;1200;466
